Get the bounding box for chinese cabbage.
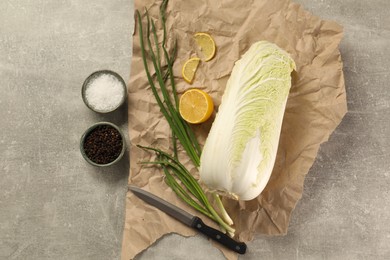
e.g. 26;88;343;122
199;41;296;201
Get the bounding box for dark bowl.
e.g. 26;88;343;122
81;70;127;113
80;122;126;167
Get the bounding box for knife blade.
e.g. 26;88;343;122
128;185;247;254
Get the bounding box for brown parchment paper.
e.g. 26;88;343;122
122;0;347;259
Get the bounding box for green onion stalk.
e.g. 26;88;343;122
135;0;234;235
138;145;234;235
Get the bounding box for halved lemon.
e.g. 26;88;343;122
179;88;214;124
194;32;216;62
181;57;200;84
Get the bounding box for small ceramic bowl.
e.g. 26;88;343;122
80;122;126;167
81;70;127;113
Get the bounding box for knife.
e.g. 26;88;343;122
128;185;247;254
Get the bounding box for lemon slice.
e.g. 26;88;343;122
179;88;214;124
194;32;216;62
182;57;200;84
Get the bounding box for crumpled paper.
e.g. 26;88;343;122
121;0;347;259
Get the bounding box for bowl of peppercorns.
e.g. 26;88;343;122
80;122;126;167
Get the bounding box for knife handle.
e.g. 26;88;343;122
191;217;247;254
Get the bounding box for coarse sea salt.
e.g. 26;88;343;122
85;73;125;112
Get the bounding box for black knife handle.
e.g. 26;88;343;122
191;217;247;254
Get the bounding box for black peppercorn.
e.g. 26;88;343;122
83;125;123;164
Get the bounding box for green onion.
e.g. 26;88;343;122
138;145;235;234
136;2;200;167
135;0;234;235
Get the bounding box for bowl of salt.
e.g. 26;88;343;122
82;70;127;113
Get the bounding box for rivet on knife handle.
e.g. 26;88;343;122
191;216;247;254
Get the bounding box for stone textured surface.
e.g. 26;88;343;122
0;0;132;259
0;0;389;259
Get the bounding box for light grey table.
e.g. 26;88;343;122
1;0;389;259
